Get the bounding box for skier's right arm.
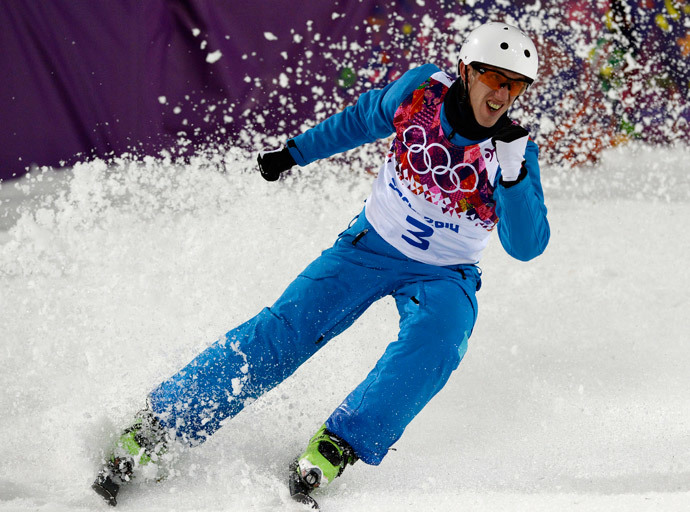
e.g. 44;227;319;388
257;64;440;181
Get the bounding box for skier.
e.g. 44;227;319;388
93;21;550;508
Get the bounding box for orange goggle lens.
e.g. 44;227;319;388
472;65;530;97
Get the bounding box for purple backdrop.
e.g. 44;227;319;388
1;0;689;180
0;1;355;179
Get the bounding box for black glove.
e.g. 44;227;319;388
491;123;529;183
257;146;296;182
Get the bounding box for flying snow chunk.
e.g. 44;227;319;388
192;28;200;37
206;50;223;63
264;32;278;41
231;378;243;396
157;96;167;105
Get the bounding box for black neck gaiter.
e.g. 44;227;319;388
443;77;510;141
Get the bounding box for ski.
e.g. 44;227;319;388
288;459;320;510
92;469;121;507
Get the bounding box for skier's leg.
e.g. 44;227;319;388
148;226;390;445
324;276;477;465
93;216;391;504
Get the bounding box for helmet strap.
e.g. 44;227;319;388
463;65;470;100
457;61;470;102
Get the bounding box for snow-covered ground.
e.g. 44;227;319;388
1;143;689;511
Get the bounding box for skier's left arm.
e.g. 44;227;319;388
493;131;550;262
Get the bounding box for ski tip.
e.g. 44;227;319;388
288;458;320;509
92;473;120;507
290;491;320;510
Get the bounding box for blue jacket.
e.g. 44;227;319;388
287;64;549;262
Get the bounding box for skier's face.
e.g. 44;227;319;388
461;62;528;127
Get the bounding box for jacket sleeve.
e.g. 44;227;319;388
494;139;550;261
287;64;440;166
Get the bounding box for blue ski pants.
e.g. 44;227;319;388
148;211;481;465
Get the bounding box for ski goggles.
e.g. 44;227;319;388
471;64;531;97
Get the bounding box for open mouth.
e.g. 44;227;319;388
487;100;502;112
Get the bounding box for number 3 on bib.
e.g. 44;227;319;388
401;215;433;250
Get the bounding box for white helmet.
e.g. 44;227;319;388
459;22;539;82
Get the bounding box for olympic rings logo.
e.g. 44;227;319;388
402;125;478;194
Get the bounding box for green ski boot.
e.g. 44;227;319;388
92;407;170;506
288;425;358;509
